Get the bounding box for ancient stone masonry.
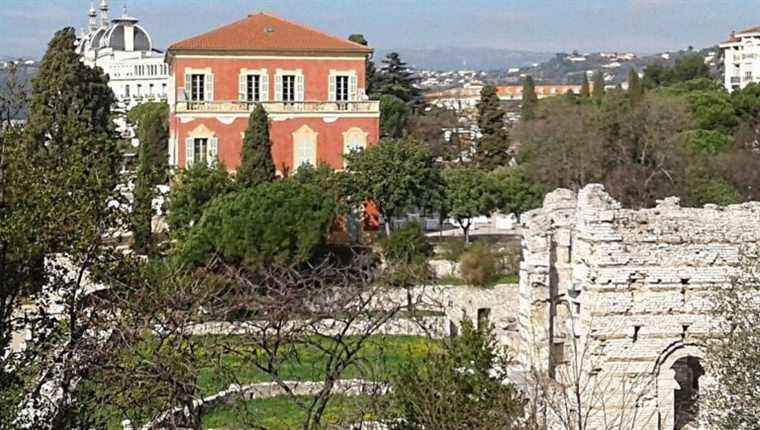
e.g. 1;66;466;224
518;184;760;430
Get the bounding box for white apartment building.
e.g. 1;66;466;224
720;26;760;93
76;1;168;109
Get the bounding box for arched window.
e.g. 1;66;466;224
342;127;368;155
292;125;318;168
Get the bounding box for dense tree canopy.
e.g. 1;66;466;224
442;168;502;244
179;180;337;267
344;138;443;234
167;162;236;236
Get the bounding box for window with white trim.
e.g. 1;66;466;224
281;75;296;102
335;75;349;101
343;127;368;155
247;75;261;102
193;138;208;165
293;126;317;168
190;74;206;101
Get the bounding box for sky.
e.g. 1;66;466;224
2;0;760;58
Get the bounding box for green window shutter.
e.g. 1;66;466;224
185;137;194;168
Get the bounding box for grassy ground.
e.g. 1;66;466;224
201;395;391;429
197;335;435;396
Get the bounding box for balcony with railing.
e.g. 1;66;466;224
731;76;741;84
175;100;380;114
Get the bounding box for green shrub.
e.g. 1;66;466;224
380;222;433;286
167;163;236;237
178;181;337;267
439;239;467;263
459;243;499;287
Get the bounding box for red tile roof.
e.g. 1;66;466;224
168;13;372;54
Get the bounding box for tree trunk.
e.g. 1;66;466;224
385;217;392;237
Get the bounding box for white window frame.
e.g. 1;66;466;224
183;67;214;102
275;69;304;102
329;70;358;102
342;127;368;155
184;124;219;168
239;68;269;102
292;125;318;168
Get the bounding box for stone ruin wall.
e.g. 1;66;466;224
518;184;760;429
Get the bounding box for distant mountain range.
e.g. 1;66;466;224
374;47;554;71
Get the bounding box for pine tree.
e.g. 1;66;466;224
375;53;421;106
521;76;539;121
475;86;511;170
628;68;644;104
592;70;605;103
237;103;275;187
132;103;169;252
580;74;591;98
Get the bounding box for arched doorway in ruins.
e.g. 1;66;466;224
654;343;706;430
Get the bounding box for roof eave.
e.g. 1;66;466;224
167;47;372;56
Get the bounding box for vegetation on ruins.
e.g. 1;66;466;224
703;255;760;429
237;103;276;188
387;318;528;430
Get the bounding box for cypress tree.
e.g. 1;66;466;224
580;74;591;98
132;103;169;252
628;68;644;104
521;76;538;120
592;70;605;103
24;27;120;251
475;86;511;169
237;103;275;187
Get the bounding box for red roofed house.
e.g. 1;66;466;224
165;13;380;174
